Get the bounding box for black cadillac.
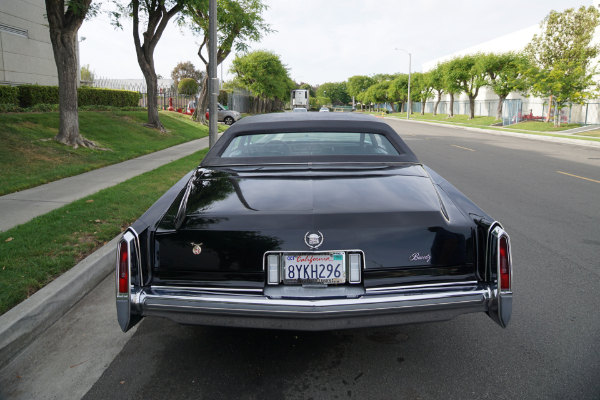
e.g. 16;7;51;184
116;113;513;332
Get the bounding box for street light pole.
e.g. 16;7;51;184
208;0;218;147
395;48;411;120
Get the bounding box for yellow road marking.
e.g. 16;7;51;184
556;171;600;184
452;145;475;151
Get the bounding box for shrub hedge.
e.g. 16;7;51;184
16;85;139;108
78;87;139;107
0;86;19;105
0;103;147;113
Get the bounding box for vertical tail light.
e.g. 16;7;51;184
118;240;129;294
499;236;510;290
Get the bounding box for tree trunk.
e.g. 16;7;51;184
131;1;182;132
389;101;395;113
46;0;98;149
496;94;507;120
469;96;476;119
546;95;553;122
433;91;442;116
141;67;162;128
193;73;209;124
421;100;425;116
448;93;454;117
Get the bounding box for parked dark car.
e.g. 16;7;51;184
116;113;513;332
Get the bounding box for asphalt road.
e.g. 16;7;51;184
5;119;600;399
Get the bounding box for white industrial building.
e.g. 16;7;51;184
420;0;600;124
0;0;76;86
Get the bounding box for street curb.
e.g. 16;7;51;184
0;234;121;370
384;117;600;149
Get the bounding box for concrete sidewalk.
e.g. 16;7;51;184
0;137;209;232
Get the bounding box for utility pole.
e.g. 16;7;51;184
407;53;411;119
208;0;218;147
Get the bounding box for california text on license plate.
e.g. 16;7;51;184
283;253;345;284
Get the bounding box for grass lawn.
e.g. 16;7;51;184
357;111;583;133
357;111;498;127
578;129;600;137
0;110;216;196
0;148;209;315
506;121;581;132
390;112;498;127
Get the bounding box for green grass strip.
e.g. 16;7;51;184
0;111;219;196
0;148;209;315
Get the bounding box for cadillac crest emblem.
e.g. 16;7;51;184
304;231;324;249
191;242;203;255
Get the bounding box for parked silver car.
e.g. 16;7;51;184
200;102;242;125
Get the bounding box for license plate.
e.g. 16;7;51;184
283;253;345;284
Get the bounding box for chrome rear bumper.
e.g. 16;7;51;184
127;283;504;331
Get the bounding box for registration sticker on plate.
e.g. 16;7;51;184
283;253;345;284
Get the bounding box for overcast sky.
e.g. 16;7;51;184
79;0;589;86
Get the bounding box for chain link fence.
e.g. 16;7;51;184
373;98;600;126
87;78;254;114
227;89;252;113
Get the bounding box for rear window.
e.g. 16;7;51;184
220;132;401;158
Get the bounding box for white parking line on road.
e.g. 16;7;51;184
451;145;475;152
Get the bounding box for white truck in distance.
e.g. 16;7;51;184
291;89;310;110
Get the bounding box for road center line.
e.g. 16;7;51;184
556;171;600;184
451;145;475;151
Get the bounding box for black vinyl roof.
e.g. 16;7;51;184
201;113;419;166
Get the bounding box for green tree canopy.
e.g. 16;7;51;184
347;75;376;99
388;74;410;110
445;54;488;119
230;50;294;100
523;6;600;125
371;73;399;83
364;80;392;111
300;83;316;98
429;63;446;115
80;64;95;83
412;72;435;115
479;52;529;120
171;61;203;86
316;82;351;105
182;0;273;123
178;77;199;94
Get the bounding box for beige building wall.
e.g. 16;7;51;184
0;0;68;86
